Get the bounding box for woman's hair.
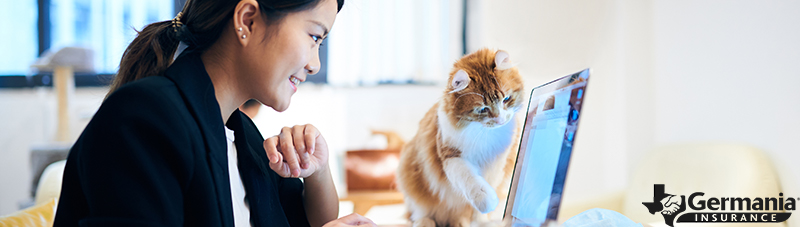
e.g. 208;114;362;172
108;0;344;97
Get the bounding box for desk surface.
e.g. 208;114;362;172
340;190;404;216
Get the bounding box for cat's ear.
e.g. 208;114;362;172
449;69;469;93
495;50;513;70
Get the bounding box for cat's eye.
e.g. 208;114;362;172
476;107;489;114
503;95;511;103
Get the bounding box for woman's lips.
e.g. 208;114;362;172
289;76;302;92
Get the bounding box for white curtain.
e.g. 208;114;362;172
327;0;464;86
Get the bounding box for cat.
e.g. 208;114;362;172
396;48;525;227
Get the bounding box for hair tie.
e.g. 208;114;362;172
171;12;200;47
171;12;183;33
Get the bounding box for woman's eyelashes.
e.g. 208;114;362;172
310;34;323;46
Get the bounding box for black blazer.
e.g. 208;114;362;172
54;53;310;227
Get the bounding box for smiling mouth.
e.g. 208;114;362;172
290;76;301;85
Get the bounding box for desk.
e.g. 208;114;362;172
339;190;404;216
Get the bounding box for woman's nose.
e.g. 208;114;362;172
305;50;321;75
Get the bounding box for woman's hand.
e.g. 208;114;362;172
263;124;329;178
322;213;377;227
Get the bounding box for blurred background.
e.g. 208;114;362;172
1;0;798;226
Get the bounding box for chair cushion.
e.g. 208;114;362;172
0;198;57;227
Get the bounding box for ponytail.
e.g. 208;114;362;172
107;20;180;97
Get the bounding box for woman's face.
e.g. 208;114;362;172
241;0;338;112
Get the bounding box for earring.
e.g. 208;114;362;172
237;27;242;32
242;34;247;39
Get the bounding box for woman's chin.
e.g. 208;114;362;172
270;100;291;112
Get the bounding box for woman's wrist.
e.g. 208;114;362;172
305;162;332;183
302;161;339;226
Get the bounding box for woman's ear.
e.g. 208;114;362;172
233;0;261;46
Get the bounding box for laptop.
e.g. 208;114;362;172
502;69;591;227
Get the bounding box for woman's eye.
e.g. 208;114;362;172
311;35;321;43
503;96;511;103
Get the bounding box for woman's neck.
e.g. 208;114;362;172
201;42;245;125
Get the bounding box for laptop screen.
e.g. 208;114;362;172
503;69;590;226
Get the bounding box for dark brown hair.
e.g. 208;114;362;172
108;0;344;97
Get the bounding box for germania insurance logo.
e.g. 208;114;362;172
642;184;794;227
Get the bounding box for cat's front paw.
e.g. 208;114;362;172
412;217;436;227
470;183;499;214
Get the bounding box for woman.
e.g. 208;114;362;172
53;0;375;226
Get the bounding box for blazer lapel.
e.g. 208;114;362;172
164;53;234;227
227;111;290;227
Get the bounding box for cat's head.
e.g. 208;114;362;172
442;48;524;129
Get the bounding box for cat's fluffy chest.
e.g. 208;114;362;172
436;104;516;170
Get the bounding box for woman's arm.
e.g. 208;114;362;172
303;164;339;227
264;124;340;227
265;123;378;227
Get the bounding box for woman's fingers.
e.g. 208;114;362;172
279;127;301;178
264;124;326;178
337;213;377;227
303;124;318;155
291;125;310;169
263;136;280;163
263;136;290;177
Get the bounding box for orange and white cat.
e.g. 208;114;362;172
397;48;524;227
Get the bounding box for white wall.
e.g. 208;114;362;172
0;89;47;214
0;87;105;215
652;0;800;225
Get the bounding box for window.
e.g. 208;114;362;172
0;0;462;87
48;0;174;74
326;0;464;86
0;0;173;76
0;0;38;75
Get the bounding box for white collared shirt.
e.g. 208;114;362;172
224;126;251;227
